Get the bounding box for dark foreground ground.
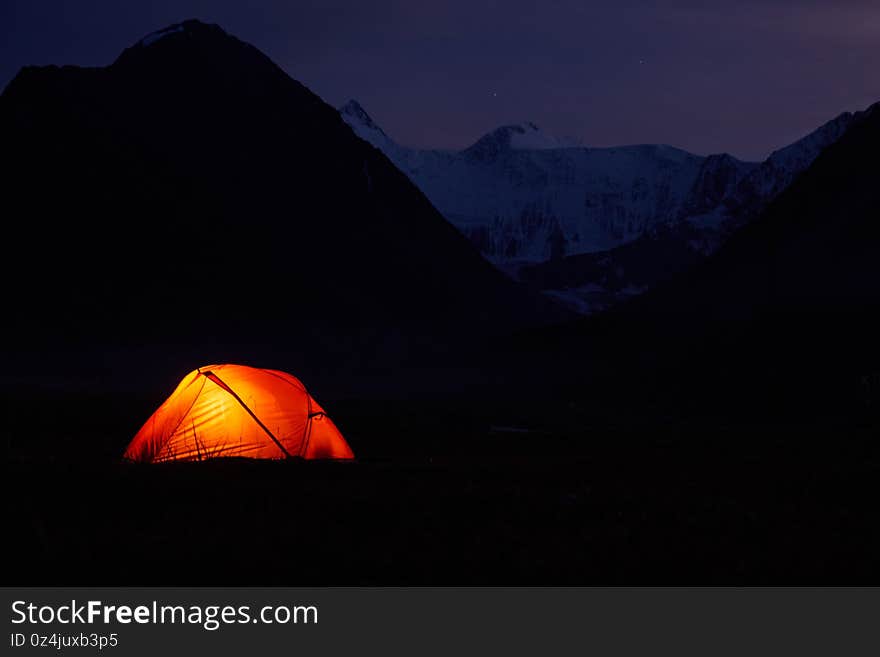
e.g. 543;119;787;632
5;386;879;584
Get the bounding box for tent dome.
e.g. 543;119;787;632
124;364;354;462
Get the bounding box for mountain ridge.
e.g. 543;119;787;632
342;98;863;313
0;20;568;395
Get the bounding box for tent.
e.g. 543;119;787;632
123;364;354;462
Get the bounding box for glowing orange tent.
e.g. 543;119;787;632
124;364;354;462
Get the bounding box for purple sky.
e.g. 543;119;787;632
3;0;878;160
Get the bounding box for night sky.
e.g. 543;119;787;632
3;0;878;160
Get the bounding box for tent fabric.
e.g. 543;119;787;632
123;364;354;462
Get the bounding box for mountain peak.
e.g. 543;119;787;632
136;20;224;48
111;19;267;72
339;99;389;146
340;99;384;133
464;122;578;159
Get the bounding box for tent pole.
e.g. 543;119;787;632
202;370;293;459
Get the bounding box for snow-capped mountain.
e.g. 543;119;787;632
341;99;861;312
341;99;754;263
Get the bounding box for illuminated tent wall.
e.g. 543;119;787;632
124;364;354;462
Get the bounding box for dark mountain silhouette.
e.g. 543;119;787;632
0;20;566;393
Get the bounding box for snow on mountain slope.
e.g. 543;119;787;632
341;99;860;313
341;100;760;263
341;100;856;268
